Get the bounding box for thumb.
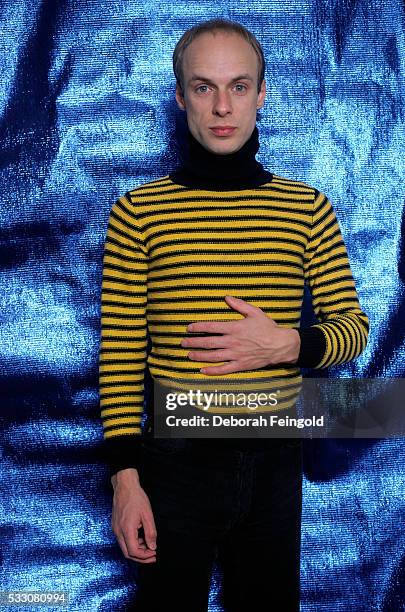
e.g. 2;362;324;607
143;514;157;551
224;295;260;317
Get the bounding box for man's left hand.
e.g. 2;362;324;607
181;295;301;375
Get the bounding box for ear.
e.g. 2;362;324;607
256;79;266;110
175;83;186;111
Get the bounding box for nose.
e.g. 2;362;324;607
212;89;232;116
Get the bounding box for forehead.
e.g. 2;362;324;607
182;31;259;81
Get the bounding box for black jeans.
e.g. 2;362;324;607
131;438;303;612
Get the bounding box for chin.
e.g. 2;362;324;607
204;138;244;156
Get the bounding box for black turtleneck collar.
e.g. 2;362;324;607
169;126;273;191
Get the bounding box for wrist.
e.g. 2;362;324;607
288;329;300;363
111;467;140;490
275;328;300;364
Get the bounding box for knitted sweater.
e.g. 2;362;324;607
99;128;369;475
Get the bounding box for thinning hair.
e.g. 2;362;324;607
173;19;265;93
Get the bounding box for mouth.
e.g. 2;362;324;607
209;127;236;137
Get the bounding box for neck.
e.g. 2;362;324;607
169;126;272;191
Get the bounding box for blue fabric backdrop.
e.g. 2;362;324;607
1;1;404;610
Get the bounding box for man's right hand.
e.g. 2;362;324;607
111;468;157;563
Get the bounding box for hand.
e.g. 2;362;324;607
181;295;300;375
111;470;157;563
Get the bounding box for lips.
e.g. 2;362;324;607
210;127;236;137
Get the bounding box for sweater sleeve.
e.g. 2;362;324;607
297;190;369;368
99;194;148;477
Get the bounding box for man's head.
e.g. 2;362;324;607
173;19;266;155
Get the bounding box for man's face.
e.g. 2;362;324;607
175;31;266;155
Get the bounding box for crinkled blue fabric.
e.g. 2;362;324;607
0;1;404;610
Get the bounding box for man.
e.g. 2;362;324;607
99;19;369;611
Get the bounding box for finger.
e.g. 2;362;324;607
128;545;157;560
224;295;261;316
122;528;156;559
142;512;158;552
136;538;149;550
181;335;228;349
201;362;245;375
117;530;155;560
187;349;232;362
187;321;235;334
133;555;157;564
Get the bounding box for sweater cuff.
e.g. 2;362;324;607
102;435;142;478
296;326;327;368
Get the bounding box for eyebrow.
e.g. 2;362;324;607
189;74;254;85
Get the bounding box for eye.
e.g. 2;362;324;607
234;83;247;93
195;84;210;94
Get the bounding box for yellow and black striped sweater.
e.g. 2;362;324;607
99;167;369;474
